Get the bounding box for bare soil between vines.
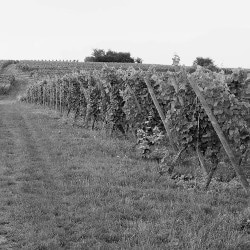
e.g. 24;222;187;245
0;96;250;249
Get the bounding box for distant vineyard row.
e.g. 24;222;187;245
16;60;241;82
17;60;187;78
2;59;246;83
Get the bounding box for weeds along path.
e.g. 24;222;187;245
0;63;33;99
0;100;75;249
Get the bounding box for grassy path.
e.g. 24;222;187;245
0;99;250;249
0;100;69;249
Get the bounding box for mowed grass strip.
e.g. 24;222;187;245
4;103;250;249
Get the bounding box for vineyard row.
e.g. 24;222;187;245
21;65;250;193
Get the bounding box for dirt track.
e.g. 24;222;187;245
0;98;72;249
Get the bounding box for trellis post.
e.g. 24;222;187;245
188;75;249;194
144;74;178;152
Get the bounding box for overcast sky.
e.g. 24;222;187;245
0;0;249;68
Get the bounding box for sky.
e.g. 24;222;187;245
0;0;249;68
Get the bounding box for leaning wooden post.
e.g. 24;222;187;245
38;87;41;105
50;85;52;108
51;85;53;108
188;75;250;194
51;85;54;109
52;85;54;108
126;82;142;113
59;84;62;113
55;83;58;111
48;86;50;107
61;82;64;113
47;85;50;108
43;86;45;106
49;85;51;108
144;75;178;152
40;86;42;105
45;86;47;106
196;147;209;175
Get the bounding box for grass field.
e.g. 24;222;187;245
0;99;249;249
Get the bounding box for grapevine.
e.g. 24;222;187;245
21;64;250;191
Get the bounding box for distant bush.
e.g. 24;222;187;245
221;68;233;74
135;57;143;63
84;56;96;62
0;75;15;95
1;60;19;69
18;63;32;71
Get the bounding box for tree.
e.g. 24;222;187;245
193;57;214;67
135;57;143;63
84;49;141;63
84;56;95;62
92;49;105;58
193;57;219;72
172;54;180;66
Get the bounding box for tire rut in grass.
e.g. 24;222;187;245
0;104;21;249
0;102;69;249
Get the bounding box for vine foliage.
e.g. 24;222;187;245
22;65;250;190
